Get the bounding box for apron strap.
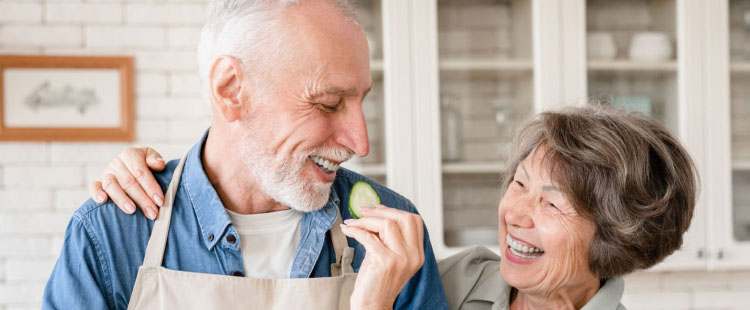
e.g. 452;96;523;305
142;151;189;267
329;207;355;276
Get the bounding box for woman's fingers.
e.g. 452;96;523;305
88;180;108;204
110;158;158;219
88;147;166;218
144;147;166;171
120;148;164;207
100;173;136;214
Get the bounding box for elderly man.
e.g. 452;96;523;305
43;0;447;309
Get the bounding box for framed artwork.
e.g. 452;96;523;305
0;55;134;141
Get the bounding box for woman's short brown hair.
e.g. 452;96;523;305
501;105;698;278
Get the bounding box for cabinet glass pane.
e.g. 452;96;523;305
438;0;533;247
730;0;750;242
586;0;679;133
348;0;386;184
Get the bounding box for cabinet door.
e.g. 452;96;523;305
430;0;534;257
586;0;707;270
709;0;750;269
341;0;387;184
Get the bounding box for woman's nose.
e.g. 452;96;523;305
504;195;535;228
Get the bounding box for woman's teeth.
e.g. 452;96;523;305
310;155;341;173
506;235;544;259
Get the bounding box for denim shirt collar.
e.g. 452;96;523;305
180;129;341;257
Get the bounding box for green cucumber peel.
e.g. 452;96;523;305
348;181;380;219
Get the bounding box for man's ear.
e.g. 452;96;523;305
209;56;247;122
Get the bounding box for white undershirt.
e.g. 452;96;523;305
225;208;303;279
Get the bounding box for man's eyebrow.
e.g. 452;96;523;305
308;85;372;100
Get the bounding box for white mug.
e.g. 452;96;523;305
629;31;672;62
588;32;617;60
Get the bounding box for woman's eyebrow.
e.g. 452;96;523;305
542;185;562;193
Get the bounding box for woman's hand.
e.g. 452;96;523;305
88;147;166;219
341;204;425;310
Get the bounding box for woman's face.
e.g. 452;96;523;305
498;146;598;295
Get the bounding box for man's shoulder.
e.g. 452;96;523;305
70;160;180;236
334;167;417;214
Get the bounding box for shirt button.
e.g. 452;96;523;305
232;271;243;277
207;233;214;242
226;234;236;244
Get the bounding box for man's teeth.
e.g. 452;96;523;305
506;235;544;259
310;155;341;173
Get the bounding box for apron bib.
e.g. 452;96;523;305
127;152;358;309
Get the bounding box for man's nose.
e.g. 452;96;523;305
335;102;370;157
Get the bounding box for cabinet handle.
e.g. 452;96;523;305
717;249;724;260
696;249;704;258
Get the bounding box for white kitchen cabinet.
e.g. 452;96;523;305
367;0;747;270
706;0;750;270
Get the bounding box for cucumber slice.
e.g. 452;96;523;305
348;181;380;219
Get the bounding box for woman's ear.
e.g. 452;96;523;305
209;56;247;122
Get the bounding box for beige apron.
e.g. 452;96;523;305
128;153;358;310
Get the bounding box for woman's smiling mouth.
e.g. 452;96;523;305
506;234;545;260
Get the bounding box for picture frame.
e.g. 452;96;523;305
0;55;134;141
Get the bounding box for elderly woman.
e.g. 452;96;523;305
87;105;696;309
434;105;697;309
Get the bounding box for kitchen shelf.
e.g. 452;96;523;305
439;58;533;72
733;161;750;171
442;161;506;174
731;62;750;73
588;60;677;72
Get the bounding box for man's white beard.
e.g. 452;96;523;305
239;130;351;213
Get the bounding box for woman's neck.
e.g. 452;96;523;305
509;278;601;310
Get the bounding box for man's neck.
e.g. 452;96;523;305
202;128;290;215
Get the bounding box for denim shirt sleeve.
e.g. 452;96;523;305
43;202;113;310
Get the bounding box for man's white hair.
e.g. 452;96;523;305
196;0;360;101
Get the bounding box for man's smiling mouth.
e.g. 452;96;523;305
310;155;341;173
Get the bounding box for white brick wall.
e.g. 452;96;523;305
45;3;122;24
0;1;206;308
86;26;166;49
0;3;43;23
0;1;748;310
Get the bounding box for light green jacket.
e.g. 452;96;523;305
438;246;627;310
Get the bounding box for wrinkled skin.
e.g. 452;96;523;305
498;146;601;310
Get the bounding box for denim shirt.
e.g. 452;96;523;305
43;132;448;310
